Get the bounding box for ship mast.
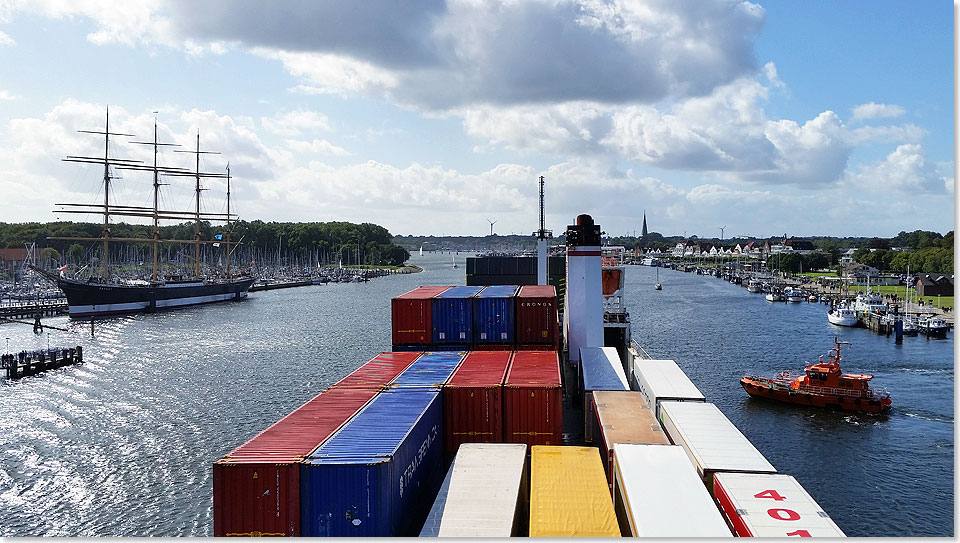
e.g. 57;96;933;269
131;115;180;281
225;163;232;278
176;133;220;280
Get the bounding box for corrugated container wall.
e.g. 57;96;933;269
658;401;776;491
612;444;732;537
515;285;559;349
529;446;620;537
301;389;445;537
713;472;846;537
213;387;380;537
443;351;512;453
332;351;422;388
438;443;529;537
503;351;562;446
473;285;519;346
579;347;629;444
390;351;464;388
592;391;669;487
391;286;451;346
432;286;482;344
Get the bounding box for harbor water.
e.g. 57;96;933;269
0;253;953;536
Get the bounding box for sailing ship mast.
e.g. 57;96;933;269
51;107;239;282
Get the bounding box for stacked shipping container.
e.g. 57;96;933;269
301;389;445;537
432;286;482;349
442;351;512;453
503;350;562;446
390;285;558;351
212;351;420;537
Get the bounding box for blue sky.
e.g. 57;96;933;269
0;1;954;240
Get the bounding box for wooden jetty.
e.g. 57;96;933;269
2;346;83;380
0;300;69;319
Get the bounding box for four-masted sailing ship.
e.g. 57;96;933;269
36;107;254;317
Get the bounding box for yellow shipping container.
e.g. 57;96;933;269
529;446;620;537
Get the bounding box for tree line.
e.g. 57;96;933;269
0;219;411;268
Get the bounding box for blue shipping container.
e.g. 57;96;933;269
433;286;482;344
391;351;465;388
301;389;445;537
426;343;472;352
474;285;519;344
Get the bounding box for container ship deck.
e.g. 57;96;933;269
212;213;846;538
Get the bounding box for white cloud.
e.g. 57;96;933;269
851;102;906;121
0;29;13;45
845;144;951;194
0;89;18;100
261;110;332;137
285;139;349;156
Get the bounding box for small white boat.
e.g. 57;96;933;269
828;304;858;327
765;290;785;302
902;315;919;335
785;288;806;303
918;316;950;337
746;279;763;293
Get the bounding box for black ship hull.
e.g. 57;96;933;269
56;277;255;318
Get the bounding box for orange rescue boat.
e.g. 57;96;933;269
741;337;892;414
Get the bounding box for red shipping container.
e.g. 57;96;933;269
443;351;513;453
391;286;450;345
213;387;379;537
332;351;422;388
473;343;514;351
503;350;562;446
516;285;559;350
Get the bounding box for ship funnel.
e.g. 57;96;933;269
564;214;604;366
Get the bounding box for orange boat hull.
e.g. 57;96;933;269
740;377;891;414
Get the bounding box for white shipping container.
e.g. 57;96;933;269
658;401;776;488
580;347;629;443
612;443;732;537
633;359;705;419
437;443;528;537
713;472;846;537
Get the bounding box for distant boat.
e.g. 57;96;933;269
765;289;785;302
419;244;423;257
785;288;806;303
452;255;457;269
827;303;858;327
654;265;662;290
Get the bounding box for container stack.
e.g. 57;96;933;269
442;351;513;453
391;286;451;351
390;285;558;352
473;285;519;350
515;285;560;350
212;351;422;537
503;350;563;446
633;358;706;419
432;286;483;350
301;389;445;537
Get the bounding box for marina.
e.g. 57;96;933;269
0;251;952;536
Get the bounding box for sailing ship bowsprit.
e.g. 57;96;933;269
36;107;254;318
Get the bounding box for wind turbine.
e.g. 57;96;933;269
719;225;726;241
487;219;497;236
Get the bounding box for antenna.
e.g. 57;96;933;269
533;175;552;239
486;219;497;236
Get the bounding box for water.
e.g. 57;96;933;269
0;254;952;536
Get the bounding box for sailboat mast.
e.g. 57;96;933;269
226;163;232;278
102;107;112;280
194;133;201;280
152;118;160;281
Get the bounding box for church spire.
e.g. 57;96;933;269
641;211;648;239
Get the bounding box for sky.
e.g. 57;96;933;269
0;0;954;240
